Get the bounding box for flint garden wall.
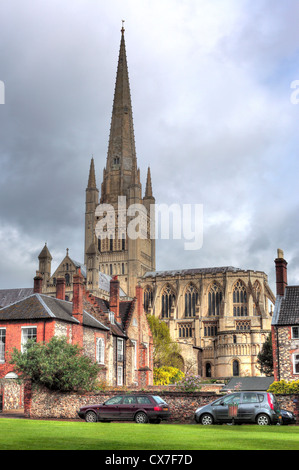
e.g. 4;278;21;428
23;383;299;424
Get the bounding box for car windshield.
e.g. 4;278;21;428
153;396;167;405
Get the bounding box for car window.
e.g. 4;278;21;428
136;396;152;404
123;396;137;404
153;396;166;405
257;394;265;403
222;394;241;405
242;393;258;404
212;397;224;406
105;396;123;405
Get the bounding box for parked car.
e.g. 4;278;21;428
78;394;170;423
279;409;296;425
194;391;280;426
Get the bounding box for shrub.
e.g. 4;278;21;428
154;366;184;385
175;372;202;392
268;379;299;394
10;336;100;392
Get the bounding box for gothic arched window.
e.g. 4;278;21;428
233;280;248;317
208;282;223;316
233;360;240;376
144;287;153;313
253;281;261;315
206;363;212;378
185;284;198;317
161;285;176;319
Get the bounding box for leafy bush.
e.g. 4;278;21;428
268;379;299;394
10;336;100;392
175;372;202;392
154;366;184;385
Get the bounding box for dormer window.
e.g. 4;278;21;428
109;312;115;324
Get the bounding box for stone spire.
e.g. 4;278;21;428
87;157;97;189
101;26;139;204
145;167;153;198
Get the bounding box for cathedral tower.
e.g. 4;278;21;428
85;26;155;297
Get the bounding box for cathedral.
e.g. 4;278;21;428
37;26;275;379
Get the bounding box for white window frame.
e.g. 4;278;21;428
143;342;149;367
117;365;123;386
109;312;115;324
21;326;37;353
117;338;124;362
131;340;137;370
0;328;6;363
292;326;299;339
293;353;299;375
96;337;105;365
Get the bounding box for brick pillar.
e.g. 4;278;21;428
56;277;66;300
33;273;43;294
275;249;288;296
24;380;32;418
110;276;120;322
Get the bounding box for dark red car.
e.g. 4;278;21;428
77;394;170;423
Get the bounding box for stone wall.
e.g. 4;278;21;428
24;385;299;424
0;379;24;411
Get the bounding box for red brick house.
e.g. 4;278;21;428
0;272;153;389
272;249;299;381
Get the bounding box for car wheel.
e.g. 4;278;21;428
256;414;270;426
135;412;148;423
200;413;214;425
85;411;98;423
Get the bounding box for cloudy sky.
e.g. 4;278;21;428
1;0;299;292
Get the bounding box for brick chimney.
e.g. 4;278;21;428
136;283;143;317
110;276;120;322
56;277;66;300
275;248;288;296
72;271;84;323
33;272;43;294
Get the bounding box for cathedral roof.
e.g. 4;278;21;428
143;266;244;278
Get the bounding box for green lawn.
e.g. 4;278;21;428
0;419;298;450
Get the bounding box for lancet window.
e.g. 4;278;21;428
184;284;198;317
161;285;176;318
208;282;223;316
233;280;248;316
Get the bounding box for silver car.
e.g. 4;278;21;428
194;391;280;426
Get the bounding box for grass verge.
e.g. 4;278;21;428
0;419;298;450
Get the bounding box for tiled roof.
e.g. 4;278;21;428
0;288;33;308
222;376;274;392
0;293;108;331
272;286;299;326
